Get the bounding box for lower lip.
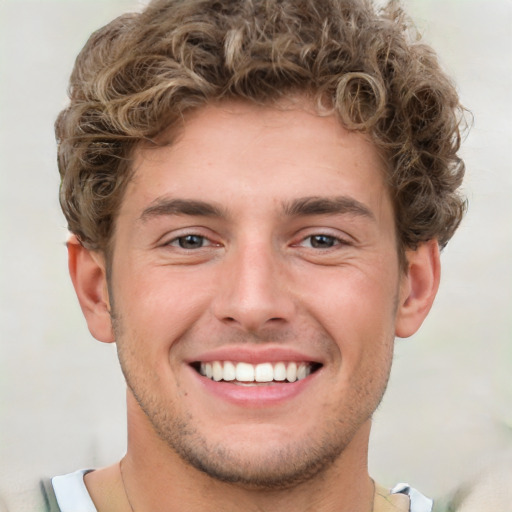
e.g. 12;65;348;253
191;367;319;407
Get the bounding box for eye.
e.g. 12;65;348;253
303;234;341;249
170;234;209;249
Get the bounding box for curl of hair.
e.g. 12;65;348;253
56;0;467;256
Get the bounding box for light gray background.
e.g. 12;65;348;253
0;0;511;501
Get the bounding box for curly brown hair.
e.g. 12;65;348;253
56;0;467;259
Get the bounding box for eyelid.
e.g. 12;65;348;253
298;235;349;249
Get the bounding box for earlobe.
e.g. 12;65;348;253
395;239;441;338
67;235;115;343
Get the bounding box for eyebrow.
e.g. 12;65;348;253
139;198;227;222
282;196;375;220
139;195;375;223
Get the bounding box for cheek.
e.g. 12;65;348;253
298;262;400;324
112;266;214;356
296;264;398;363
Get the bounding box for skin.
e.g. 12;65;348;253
69;101;440;512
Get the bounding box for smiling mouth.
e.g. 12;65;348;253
192;361;322;385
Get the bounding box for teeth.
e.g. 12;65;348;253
297;363;307;380
212;361;223;381
254;363;273;382
198;361;314;383
274;362;287;381
286;362;297;383
236;362;254;382
223;361;236;381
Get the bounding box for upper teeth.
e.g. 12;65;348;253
199;361;312;383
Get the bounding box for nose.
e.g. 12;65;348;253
211;241;295;333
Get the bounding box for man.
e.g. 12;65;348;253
44;0;466;510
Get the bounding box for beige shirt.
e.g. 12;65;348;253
374;483;410;512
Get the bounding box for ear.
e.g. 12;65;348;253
395;239;441;338
67;235;115;343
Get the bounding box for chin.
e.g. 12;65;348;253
143;406;364;490
172;437;346;490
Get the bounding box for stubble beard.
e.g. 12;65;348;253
120;369;379;491
117;355;392;490
110;306;394;491
128;393;354;490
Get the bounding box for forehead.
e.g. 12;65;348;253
123;101;390;220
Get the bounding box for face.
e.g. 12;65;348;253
106;101;409;488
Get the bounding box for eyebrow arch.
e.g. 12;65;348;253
139;198;227;222
282;196;375;220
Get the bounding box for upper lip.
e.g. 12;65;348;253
186;345;324;366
